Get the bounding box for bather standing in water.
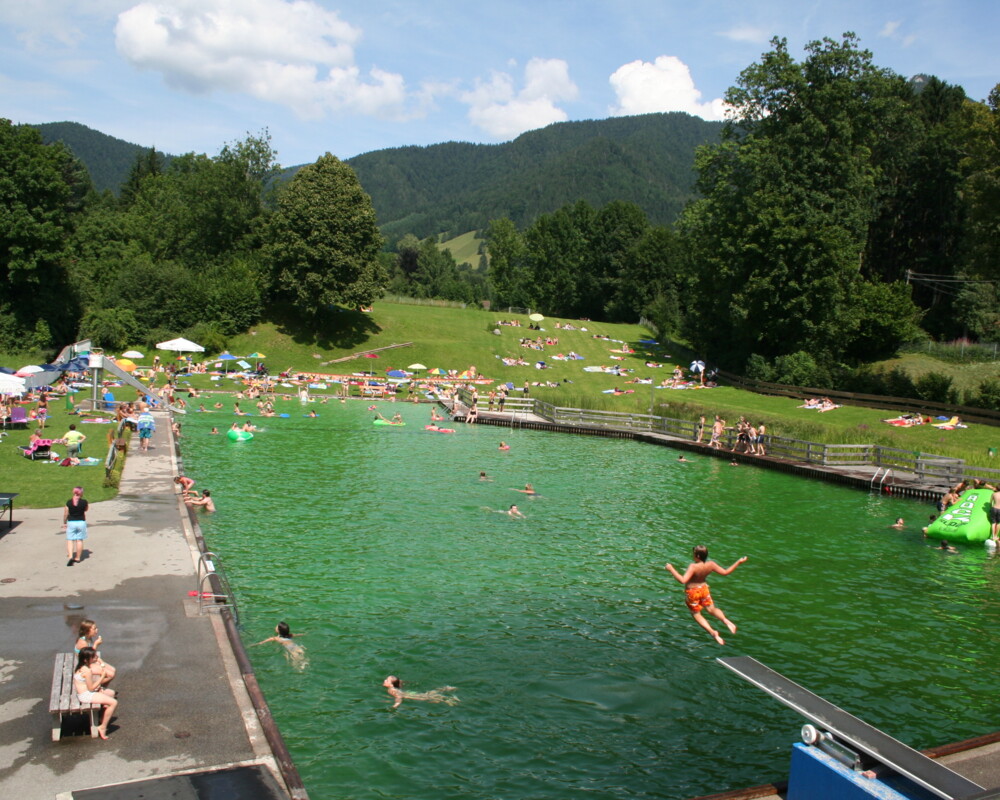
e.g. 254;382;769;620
383;675;459;709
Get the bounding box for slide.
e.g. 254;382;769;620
99;357;154;396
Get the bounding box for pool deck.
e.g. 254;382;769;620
0;416;295;799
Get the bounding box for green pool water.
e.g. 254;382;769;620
180;400;1000;800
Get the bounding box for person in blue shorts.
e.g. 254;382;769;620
136;411;155;451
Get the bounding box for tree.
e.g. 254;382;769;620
486;217;529;308
265;153;386;314
679;35;922;368
0;119;89;348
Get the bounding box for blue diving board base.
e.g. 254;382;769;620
789;743;940;800
718;656;984;800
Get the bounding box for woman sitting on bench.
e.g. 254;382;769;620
73;647;118;740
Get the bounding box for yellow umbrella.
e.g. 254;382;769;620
116;358;137;372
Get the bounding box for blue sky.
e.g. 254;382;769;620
2;1;997;166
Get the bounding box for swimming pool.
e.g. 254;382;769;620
181;400;1000;799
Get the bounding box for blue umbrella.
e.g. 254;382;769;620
216;352;238;374
387;369;409;378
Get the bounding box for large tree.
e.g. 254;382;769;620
680;34;923;369
0;119;90;348
265;153;386;314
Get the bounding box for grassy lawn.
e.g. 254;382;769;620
4;301;999;510
1;396;121;508
437;230;484;267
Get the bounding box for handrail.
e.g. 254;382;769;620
195;551;239;624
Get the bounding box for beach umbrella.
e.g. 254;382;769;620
428;368;447;376
689;360;705;374
115;358;137;372
363;353;379;359
387;369;409;378
408;363;427;370
156;337;205;353
529;313;544;322
215;352;238;374
15;365;44;377
0;374;26;395
122;350;144;359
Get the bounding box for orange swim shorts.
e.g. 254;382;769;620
685;584;713;612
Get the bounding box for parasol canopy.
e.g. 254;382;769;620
363;353;379;359
115;358;137;372
0;374;27;394
529;313;544;322
408;363;427;370
16;365;44;376
122;350;145;359
156;337;205;353
689;360;705;373
428;368;447;376
387;369;410;378
246;352;265;359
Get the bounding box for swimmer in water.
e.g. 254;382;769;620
210;427;219;435
307;410;317;417
253;622;308;670
890;518;905;530
678;455;689;462
515;483;536;495
498;441;510;451
383;676;459;710
479;471;492;481
507;504;526;519
937;540;958;553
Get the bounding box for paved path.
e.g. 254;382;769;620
0;416;284;798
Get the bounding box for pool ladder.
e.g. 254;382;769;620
195;551;239;624
870;467;893;491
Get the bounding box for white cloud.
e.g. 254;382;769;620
0;1;131;50
879;20;901;38
115;0;410;119
461;58;578;139
718;25;770;44
608;56;727;121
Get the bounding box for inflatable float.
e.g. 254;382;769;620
227;429;254;442
425;425;455;433
373;419;405;426
926;488;991;543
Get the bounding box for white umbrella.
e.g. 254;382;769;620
529;313;544;322
0;374;26;394
408;363;427;370
16;365;44;376
122;350;145;359
156;337;205;353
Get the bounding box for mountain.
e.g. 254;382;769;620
345;112;723;242
32;121;171;195
32;113;721;237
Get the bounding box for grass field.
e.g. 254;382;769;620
3;301;999;508
437;230;484;267
0;400;121;508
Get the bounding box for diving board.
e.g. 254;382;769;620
717;655;984;800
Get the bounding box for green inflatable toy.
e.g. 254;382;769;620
926;488;991;543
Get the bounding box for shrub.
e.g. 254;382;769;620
914;372;957;404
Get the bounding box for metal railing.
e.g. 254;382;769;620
451;393;1000;487
195;551;239;624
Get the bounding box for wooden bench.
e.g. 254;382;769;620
49;652;100;741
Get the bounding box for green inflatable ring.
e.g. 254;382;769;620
227;429;254;441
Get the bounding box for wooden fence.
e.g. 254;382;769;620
459;390;1000;487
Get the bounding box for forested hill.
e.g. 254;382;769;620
31;113;720;238
345;112;723;241
32;122;172;195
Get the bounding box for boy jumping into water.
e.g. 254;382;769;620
665;545;747;645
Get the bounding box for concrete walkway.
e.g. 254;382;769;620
0;416;286;798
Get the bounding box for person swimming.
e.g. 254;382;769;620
498;441;510;451
383;675;459;709
253;622;308;670
514;483;537;495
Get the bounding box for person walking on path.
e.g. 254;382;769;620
137;410;155;452
62;486;88;566
665;545;747;645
